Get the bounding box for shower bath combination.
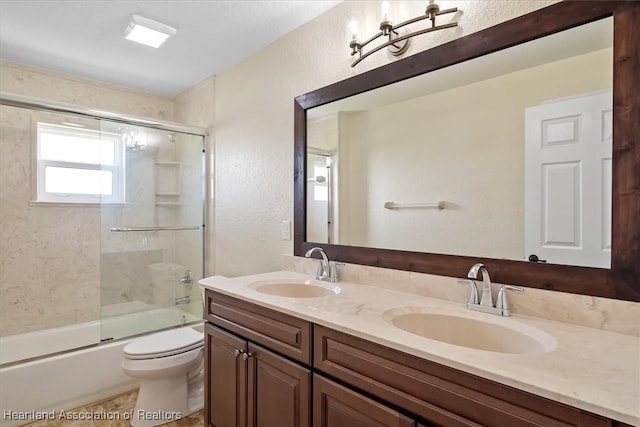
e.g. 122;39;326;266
0;92;207;425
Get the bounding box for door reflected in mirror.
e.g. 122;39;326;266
306;18;612;269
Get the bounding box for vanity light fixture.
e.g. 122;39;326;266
124;14;176;48
349;1;458;67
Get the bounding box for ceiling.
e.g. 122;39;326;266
0;0;341;97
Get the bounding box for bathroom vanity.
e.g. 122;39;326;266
200;272;638;427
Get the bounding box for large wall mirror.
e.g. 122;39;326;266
294;1;639;302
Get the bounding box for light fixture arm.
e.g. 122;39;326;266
350;4;458;67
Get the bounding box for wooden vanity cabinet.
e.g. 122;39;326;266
314;325;631;427
204;289;632;427
204;291;312;365
205;324;247;427
313;374;419;427
204;291;312;427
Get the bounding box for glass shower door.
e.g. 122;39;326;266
99;120;204;341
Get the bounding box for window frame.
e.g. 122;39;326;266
36;122;126;204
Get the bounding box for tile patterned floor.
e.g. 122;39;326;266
24;390;204;427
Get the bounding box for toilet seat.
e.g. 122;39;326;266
124;328;203;360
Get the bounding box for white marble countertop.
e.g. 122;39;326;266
199;271;640;425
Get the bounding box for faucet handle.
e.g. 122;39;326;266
329;261;345;283
496;285;524;316
312;259;325;280
457;279;479;305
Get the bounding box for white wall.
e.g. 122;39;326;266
211;0;559;276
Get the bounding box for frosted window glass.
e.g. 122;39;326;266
40;133;115;165
45;166;113;195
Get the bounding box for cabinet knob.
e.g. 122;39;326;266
234;349;242;358
241;351;252;360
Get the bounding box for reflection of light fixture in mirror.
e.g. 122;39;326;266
349;1;458;67
124;14;176;48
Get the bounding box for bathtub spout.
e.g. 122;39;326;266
175;296;191;305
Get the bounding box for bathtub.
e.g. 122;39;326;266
0;306;202;427
0;304;201;365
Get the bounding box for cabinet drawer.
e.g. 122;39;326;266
314;325;613;427
205;290;312;364
313;374;416;427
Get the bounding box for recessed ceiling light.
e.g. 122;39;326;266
124;14;176;48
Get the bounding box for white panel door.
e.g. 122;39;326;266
524;91;612;268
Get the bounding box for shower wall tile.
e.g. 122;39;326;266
0;61;177;337
0;60;174;120
100;249;163;308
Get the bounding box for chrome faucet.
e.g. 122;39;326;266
304;247;343;283
457;263;524;316
178;270;193;285
468;263;493;307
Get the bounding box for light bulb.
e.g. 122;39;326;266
349;17;359;41
381;1;391;22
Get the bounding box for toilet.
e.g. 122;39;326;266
122;327;205;427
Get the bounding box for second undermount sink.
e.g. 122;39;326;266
250;279;341;298
384;308;556;354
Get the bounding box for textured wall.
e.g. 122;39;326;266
0;60;174;119
212;0;559;276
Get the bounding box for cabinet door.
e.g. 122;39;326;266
313;374;416;427
247;342;311;427
205;324;248;427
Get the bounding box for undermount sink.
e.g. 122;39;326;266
384;309;556;354
250;279;341;298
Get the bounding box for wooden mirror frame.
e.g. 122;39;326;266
294;1;639;302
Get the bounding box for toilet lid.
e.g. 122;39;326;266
124;328;203;359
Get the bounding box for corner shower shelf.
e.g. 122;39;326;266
155;161;181;207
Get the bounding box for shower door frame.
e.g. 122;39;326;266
0;90;210;344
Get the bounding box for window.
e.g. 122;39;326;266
36;123;125;204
